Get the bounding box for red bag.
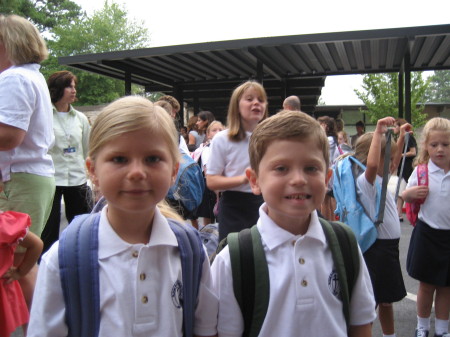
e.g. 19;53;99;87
405;164;428;226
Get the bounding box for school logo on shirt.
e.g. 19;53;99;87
328;269;341;300
171;280;183;309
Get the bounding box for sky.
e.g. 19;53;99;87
74;0;449;104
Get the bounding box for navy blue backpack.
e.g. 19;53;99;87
58;211;205;337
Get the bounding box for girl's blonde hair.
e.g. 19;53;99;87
353;132;396;166
338;130;349;144
414;117;450;166
0;14;48;65
227;81;268;141
89;96;183;221
206;120;224;137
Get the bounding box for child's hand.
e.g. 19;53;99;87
399;122;413;136
1;266;22;284
404;185;429;201
375;117;396;134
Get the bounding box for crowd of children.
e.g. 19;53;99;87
1;76;449;336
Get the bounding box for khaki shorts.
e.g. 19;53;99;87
0;173;55;237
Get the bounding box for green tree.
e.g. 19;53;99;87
0;0;82;31
42;1;151;105
355;72;429;127
424;70;450;103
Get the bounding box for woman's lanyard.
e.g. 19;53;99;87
55;110;76;155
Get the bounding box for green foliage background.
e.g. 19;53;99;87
355;73;429;127
1;0;151;105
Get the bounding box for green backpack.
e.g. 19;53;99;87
211;218;360;337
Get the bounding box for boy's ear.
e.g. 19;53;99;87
86;157;98;187
246;167;261;195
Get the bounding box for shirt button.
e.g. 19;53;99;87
142;296;148;304
291;240;296;246
301;279;308;287
132;251;139;258
299;258;305;264
140;273;146;281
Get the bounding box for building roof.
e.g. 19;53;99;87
60;24;450;119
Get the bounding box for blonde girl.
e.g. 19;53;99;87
402;117;450;337
206;81;268;240
28;96;218;337
352;117;409;337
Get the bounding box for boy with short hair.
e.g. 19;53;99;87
211;110;376;336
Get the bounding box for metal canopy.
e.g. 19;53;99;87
59;24;450;119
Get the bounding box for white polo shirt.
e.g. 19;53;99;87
211;205;376;337
407;160;450;230
206;129;252;193
0;64;54;181
28;207;218;337
356;173;401;239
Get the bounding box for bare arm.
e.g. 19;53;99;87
2;231;43;284
365;117;395;185
206;173;248;191
189;133;196;145
348;323;372;337
0;122;26;150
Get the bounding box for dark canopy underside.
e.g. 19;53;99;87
59;24;450;120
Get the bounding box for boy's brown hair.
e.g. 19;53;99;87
249;110;329;172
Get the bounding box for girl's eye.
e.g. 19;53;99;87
112;156;127;163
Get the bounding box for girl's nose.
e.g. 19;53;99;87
128;161;146;179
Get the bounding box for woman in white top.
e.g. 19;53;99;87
40;71;92;256
206;81;268;241
0;14;55;309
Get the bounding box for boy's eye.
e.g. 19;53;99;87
305;166;319;173
274;166;287;172
146;156;161;163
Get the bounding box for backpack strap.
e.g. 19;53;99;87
168;220;205;337
319;218;360;331
227;225;269;337
59;213;101;337
375;129;393;226
395;132;410;201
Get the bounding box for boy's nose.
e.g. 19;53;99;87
290;170;307;185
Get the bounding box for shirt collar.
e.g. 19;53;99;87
98;206;178;259
52;104;76;115
257;203;326;251
428;159;444;174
